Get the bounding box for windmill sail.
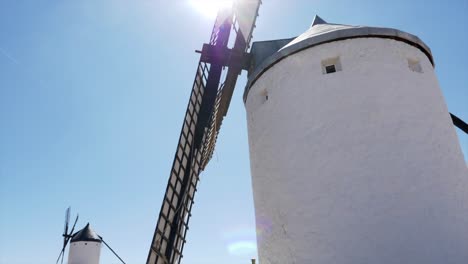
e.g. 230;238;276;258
146;1;261;264
56;208;79;264
201;0;262;167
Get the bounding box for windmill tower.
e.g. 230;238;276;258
55;209;102;264
67;223;102;264
244;16;468;263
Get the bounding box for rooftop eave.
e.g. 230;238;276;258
243;26;434;102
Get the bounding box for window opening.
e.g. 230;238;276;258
325;65;336;74
322;56;342;74
260;88;268;103
408;58;423;73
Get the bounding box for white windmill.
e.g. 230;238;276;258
244;15;468;263
145;3;468;263
56;207;126;264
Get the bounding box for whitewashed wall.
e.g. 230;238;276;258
245;38;468;264
68;241;101;264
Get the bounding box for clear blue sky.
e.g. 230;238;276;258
0;0;467;263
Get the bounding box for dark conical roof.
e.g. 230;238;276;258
71;223;101;243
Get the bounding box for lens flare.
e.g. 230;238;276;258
222;225;258;256
227;241;257;255
189;0;233;19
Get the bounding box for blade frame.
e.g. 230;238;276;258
57;210;78;264
146;1;262;263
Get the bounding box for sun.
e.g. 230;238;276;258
189;0;233;19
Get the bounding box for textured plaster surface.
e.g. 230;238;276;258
68;241;101;264
245;38;468;264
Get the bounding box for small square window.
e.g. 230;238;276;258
408;58;423;73
325;65;336;74
322;56;342;74
260;88;269;103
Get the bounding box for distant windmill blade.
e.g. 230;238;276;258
60;248;65;264
55;248;65;264
56;235;70;264
64;207;70;239
56;209;78;264
69;214;79;236
57;207;71;264
60;215;78;264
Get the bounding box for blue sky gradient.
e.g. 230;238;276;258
0;1;467;263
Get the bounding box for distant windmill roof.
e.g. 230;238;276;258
244;15;434;101
71;223;101;243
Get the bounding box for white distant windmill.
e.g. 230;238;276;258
56;207;126;264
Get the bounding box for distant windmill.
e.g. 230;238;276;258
145;1;468;264
56;207;126;264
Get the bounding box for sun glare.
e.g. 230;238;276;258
189;0;233;19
